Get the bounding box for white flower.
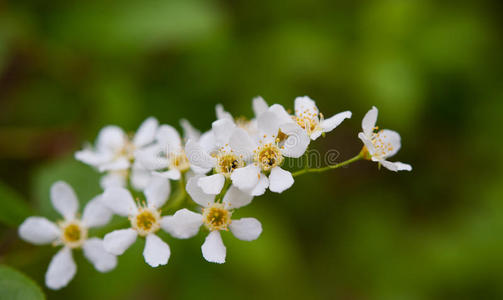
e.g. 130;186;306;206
102;176;172;267
136;120;210;180
18;181;116;290
293;96;352;140
161;176;261;264
228;105;310;195
358;106;412;172
184;118;251;195
75;117;159;190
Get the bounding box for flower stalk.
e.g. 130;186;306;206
292;153;363;177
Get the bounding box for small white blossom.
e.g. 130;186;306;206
184;118;252;195
229;104;310;195
358;106;412;171
136;120;211;181
161;175;261;264
18;181;116;290
102;177;171;267
293;96;352;140
75;117;159;190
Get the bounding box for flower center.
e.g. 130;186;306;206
216;151;244;176
130;208;161;236
293;111;320;135
276;129;288;143
255;143;283;171
371;129;394;158
60;221;87;249
117;138;136;161
203;203;232;231
169;151;191;171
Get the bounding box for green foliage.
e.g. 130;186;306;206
0;0;502;299
0;265;45;300
0;182;32;227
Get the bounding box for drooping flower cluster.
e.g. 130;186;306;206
18;96;411;290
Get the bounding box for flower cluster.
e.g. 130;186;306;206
19;96;411;289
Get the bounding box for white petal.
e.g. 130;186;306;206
50;181;79;220
198;174;225;195
249;174;269;196
180;119;201;141
145;176;170;209
358;132;375;154
229;218;262;241
156;125;182;152
96;126;126;152
380;160;412;172
45;247;76;290
310;130;323;140
215;104;234;121
155;169;181;180
212;118;236;146
229;128;256;160
130;165;153;191
362;106;378;137
190;165;211;174
230;164;260;191
103;229;138;255
394;161;412;171
257;111;282;138
185;140;216;169
143;234;170;267
161;209;203;239
294;96;319;117
279;123;310;158
186;175;215;207
100;172;127;189
135;145;168;170
252;96;269;117
102;187;138;217
98;157;130;172
19;217;60;245
378;129;402;158
321;110;352;133
82;196;113;228
223;186;253;209
133;117;158;147
269;104;294;125
269;167;294;193
201;231;226;264
198;130;218;154
74;149;108;167
82;238;117;272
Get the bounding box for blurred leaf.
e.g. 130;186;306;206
0;182;32;227
0;265;45;300
51;0;224;55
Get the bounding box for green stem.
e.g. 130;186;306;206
216;178;231;203
292;153;363;177
164;173;187;211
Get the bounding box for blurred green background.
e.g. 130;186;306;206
1;0;502;299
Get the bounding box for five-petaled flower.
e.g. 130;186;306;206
75;117;159;190
161;175;262;264
293;96;352;140
18;181;116;290
229;104;310;195
102;176;172;267
184;118;251;195
137;120;211;180
358;106;412;172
